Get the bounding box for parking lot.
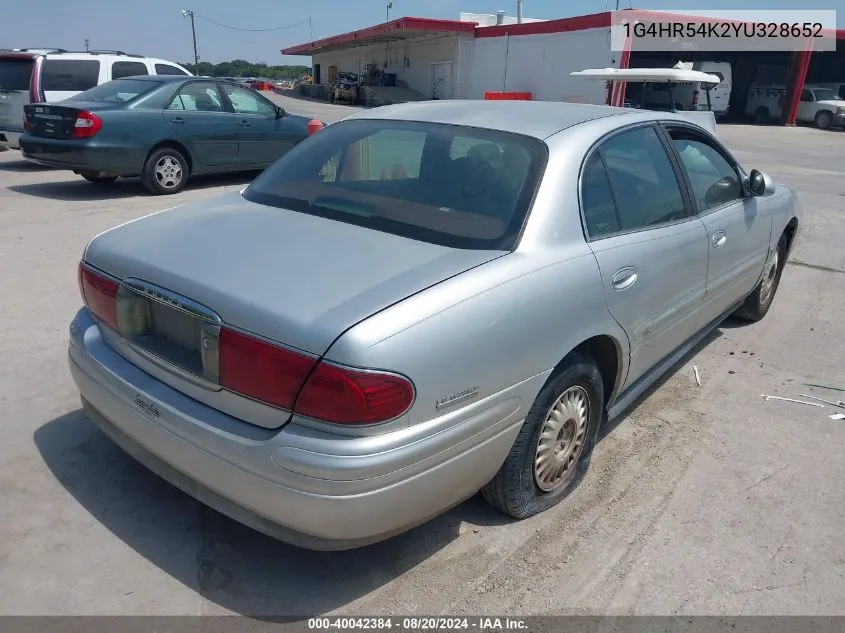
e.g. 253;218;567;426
1;98;844;616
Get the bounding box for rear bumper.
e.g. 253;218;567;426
68;308;523;550
0;130;22;149
19;135;147;175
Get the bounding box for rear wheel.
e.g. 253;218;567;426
142;147;188;195
734;234;787;322
481;352;603;519
814;110;832;130
754;107;770;124
80;172;117;185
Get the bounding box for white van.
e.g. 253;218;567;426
695;62;732;118
0;48;192;150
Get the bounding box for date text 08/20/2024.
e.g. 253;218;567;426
307;617;528;631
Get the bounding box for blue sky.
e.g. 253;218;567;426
1;0;841;65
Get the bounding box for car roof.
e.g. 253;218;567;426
116;74;191;82
347;100;658;140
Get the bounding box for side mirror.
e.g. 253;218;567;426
748;169;775;197
275;106;285;119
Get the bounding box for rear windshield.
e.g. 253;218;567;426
243;119;547;250
42;59;99;92
0;57;34;91
72;79;161;103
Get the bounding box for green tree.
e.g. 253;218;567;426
179;59;309;79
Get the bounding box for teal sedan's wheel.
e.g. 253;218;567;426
80;172;117;185
142;147;188;195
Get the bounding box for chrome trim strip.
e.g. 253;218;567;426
120;278;222;324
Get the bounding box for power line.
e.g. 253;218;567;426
195;14;310;32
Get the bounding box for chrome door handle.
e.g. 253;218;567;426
170;117;185;124
712;231;727;248
612;267;638;291
238;120;251;127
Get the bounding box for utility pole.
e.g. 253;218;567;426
386;2;393;22
181;10;200;76
84;38;90;52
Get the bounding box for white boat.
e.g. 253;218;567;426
571;64;722;135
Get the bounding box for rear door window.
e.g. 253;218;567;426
0;57;34;91
581;153;620;238
168;82;225;112
599;126;688;232
41;59;100;92
155;63;190;76
111;61;148;80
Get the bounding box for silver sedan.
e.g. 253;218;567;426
68;100;801;550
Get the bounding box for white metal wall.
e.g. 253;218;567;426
459;12;547;26
465;28;618;103
312;35;463;98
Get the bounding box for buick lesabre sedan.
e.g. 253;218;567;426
69;101;801;549
20;76;314;194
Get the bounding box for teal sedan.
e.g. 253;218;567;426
20;76;317;194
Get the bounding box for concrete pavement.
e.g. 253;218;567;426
0;119;843;617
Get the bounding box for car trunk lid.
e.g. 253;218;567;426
83;192;504;423
23;103;82;138
23;101;118;139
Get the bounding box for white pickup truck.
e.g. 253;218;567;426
745;84;845;129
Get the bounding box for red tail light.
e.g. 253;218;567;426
23;115;30;131
79;263;118;329
218;327;415;424
692;90;699;107
72;111;103;138
296;362;415;424
219;328;317;411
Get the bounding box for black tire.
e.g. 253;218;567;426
734;233;788;322
481;352;604;519
814;110;832;130
754;107;770;124
80;172;117;185
141;146;188;195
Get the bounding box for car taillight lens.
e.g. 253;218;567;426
72;111;103;138
296;362;415;424
218;327;415;424
23;115;29;131
219;328;317;411
79;262;118;329
692;90;699;106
